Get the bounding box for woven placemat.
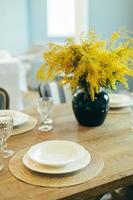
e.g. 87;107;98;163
9;148;104;187
12;117;38;136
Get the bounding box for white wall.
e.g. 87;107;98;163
0;0;29;54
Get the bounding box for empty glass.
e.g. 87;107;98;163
0;115;14;158
37;97;54;132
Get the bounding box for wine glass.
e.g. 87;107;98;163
37;97;54;132
0;115;14;158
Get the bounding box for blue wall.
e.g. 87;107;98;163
0;0;29;54
89;0;133;38
89;0;133;90
0;0;133;54
27;0;47;45
27;0;65;45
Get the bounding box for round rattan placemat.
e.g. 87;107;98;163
12;116;38;136
9;148;104;187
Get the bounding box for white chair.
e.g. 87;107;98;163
17;43;46;63
0;50;12;61
39;80;72;105
17;43;46;90
0;58;28;110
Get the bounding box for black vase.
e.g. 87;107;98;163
72;90;109;127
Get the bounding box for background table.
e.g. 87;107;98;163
1;104;133;200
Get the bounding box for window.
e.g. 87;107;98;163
47;0;75;37
47;0;88;38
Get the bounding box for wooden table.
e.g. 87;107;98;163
1;104;133;200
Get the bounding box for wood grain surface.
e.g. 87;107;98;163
1;104;133;200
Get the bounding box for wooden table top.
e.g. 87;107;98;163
1;104;133;200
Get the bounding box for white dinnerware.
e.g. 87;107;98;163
28;140;87;167
0;110;29;127
109;94;133;108
23;150;91;174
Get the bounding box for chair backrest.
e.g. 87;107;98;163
0;50;12;61
27;43;46;55
26;58;42;90
39;81;72;105
0;58;27;110
0;88;9;109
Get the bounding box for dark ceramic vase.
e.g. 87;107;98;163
72;89;109;127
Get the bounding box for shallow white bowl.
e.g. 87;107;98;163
23;150;91;174
28;140;87;167
109;94;133;108
0;110;29;126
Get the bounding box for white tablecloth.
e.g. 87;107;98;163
0;58;28;110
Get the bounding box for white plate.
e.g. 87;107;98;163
28;140;87;167
109;94;133;108
0;110;29;126
23;150;91;174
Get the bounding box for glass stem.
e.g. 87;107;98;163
3;139;7;152
0;137;5;156
0;138;4;170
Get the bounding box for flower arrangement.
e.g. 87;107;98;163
37;30;133;100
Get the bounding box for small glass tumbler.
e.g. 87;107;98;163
37;97;54;132
0;115;14;158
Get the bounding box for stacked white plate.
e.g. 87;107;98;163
0;110;29;127
23;140;91;174
109;94;133;109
